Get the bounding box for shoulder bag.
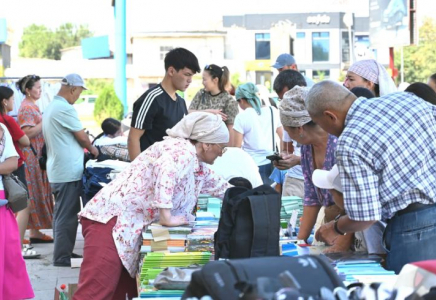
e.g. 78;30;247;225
0;129;28;213
3;174;28;213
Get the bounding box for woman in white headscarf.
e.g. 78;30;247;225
343;59;397;96
74;112;231;300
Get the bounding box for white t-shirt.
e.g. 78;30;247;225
233;106;282;166
209;147;263;188
94;135;128;146
282;131;304;180
0;123;19;191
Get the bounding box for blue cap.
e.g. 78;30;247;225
271;53;296;69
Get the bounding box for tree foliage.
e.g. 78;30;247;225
395;17;436;83
93;85;124;124
19;23;92;60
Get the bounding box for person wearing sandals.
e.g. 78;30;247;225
17;75;54;244
0;86;41;259
0;123;34;299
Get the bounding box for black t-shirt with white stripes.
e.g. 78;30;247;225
131;84;188;151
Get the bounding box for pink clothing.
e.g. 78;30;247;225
79;137;230;276
0;206;34;300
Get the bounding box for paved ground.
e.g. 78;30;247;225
25;227;83;300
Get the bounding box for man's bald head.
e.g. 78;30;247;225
305;80;357;137
305;80;356;117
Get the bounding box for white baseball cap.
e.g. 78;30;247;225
312;164;343;192
61;73;88;90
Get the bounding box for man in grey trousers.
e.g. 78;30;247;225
42;74;99;266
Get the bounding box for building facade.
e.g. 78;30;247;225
223;12;370;84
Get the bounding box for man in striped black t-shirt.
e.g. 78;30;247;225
128;48;200;160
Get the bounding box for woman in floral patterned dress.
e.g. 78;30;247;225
74;112;231;300
17;75;53;243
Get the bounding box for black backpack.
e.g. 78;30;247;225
214;184;281;260
182;255;345;300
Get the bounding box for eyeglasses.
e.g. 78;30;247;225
214;144;227;155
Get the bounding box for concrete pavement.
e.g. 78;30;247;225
24;227;83;300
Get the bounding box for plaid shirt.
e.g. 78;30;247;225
336;92;436;221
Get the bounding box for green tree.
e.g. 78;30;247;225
82;78;115;96
395;17;436;83
19;23;93;60
93;85;124;124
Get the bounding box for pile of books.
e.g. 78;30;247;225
197;194;222;218
139;252;212;285
186;212;219;255
335;260;397;285
141;224;192;253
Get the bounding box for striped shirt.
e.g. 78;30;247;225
337;93;436;221
130;84;188;151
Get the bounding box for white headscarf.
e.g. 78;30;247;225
166;112;229;144
348;59;397;96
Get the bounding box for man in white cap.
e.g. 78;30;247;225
312;165;385;255
271;53;314;87
43;73;99;267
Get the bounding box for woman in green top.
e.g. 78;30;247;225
189;64;239;146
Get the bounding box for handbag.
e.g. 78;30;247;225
3;173;28;213
30;143;47;170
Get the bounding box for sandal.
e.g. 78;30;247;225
29;234;54;244
22;249;41;259
22;244;34;250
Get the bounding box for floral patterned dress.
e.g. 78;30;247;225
79;137;231;277
300;134;337;207
18;99;53;229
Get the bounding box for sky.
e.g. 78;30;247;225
0;0;434;47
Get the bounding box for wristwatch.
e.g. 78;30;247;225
334;214;347;236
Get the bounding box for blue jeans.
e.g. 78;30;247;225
258;163;273;185
383;204;436;274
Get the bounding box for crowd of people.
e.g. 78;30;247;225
1;46;436;299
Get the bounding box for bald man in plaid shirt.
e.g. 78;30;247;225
305;80;436;274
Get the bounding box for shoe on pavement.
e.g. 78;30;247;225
22;249;41;259
53;261;71;267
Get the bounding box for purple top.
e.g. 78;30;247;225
300;134;337;207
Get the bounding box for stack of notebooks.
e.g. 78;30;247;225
185;212;219;255
139;252;212;284
281;196;303;227
141;224;193;253
332;257;397;285
197;194;209;212
197;194;222;218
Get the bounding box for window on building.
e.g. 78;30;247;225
313;70;330;80
342;31;350;64
160;46;174;60
255;33;270;60
295;32;306;62
312;32;330;62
